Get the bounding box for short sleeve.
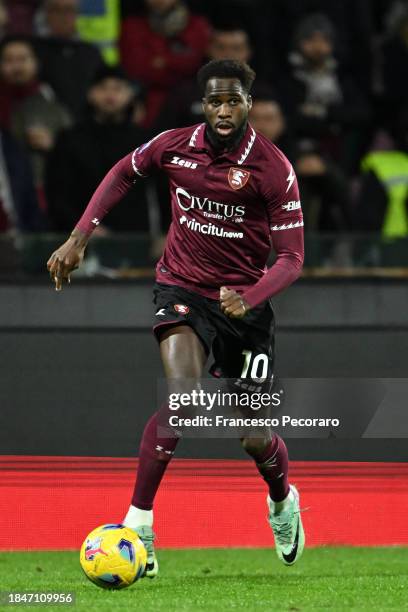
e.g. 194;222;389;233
131;129;174;178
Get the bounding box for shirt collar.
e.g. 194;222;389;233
188;122;256;166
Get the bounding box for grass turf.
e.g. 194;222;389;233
0;548;407;611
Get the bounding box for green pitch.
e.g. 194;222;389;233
0;548;407;611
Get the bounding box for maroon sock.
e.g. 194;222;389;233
250;434;290;502
131;411;179;510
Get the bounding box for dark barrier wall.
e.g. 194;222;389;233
2;278;408;329
2;328;408;461
1;280;408;460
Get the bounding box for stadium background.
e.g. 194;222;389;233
1;0;408;552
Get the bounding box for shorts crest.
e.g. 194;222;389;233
174;304;190;315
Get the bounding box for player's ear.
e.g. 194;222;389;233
201;97;206;113
247;94;253;111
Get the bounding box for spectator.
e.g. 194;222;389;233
355;110;408;238
120;0;210;127
45;66;155;233
0;36;39;130
294;142;351;233
34;0;104;117
249;88;295;159
207;24;251;64
155;25;253;129
0;1;8;39
35;0;121;66
279;13;371;174
4;0;41;36
190;1;271;79
0;36;71;203
0;128;42;232
382;5;408;130
250;94;350;232
76;0;121;66
259;0;374;93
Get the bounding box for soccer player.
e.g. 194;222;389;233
47;60;305;576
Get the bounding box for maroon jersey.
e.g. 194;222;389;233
76;123;304;307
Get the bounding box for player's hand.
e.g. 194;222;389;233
220;286;251;319
26;126;54;152
46;231;88;291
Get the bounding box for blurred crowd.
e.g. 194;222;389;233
1;0;408;242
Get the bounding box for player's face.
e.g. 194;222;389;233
0;42;38;85
202;78;252;142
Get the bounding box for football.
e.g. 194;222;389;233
80;524;147;589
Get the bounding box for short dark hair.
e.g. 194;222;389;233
197;59;256;94
212;23;249;38
0;35;37;60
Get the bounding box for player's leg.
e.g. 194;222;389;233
130;325;206;512
236;339;304;565
123;325;207;577
240;432;304;565
212;300;305;565
240;433;289;506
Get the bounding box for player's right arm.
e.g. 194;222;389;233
46;131;171;291
240;160;304;308
47;153;136;290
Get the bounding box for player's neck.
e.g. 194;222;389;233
205;122;247;155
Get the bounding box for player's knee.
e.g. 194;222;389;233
240;436;270;457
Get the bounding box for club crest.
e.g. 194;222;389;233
228;167;250;190
174;304;189;315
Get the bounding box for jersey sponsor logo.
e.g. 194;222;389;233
175;186;245;219
271;220;304;231
285;166;295;193
228;167;251;190
282;200;301;211
179;215;244;239
170;156;198;169
174;304;190;315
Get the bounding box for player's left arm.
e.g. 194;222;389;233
240;162;304;309
220;217;303;317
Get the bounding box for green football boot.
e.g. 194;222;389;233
268;484;305;566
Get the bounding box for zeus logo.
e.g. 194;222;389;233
286;166;295;193
175;186;245;218
170;156;198;169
